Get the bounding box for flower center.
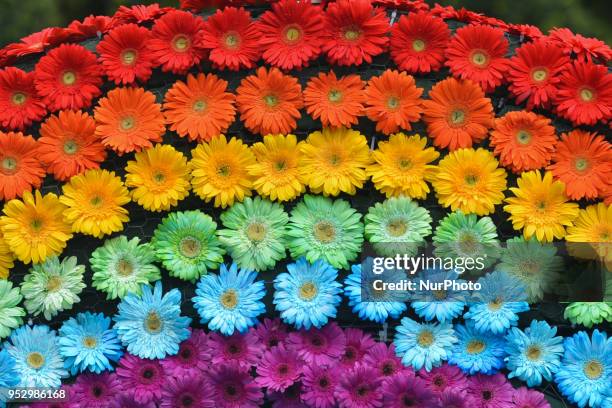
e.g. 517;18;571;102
417;330;434;347
387;218;408;237
192;100;207;112
343;27;361;41
584;359;603;379
319;377;330;387
62;70;77;85
470;50;489;67
464;173;478;186
488;297;503;311
519;260;540;275
264;94;278;107
387;96;400;109
180;345;193;360
412;39;426;52
1;156;17;174
274;160;286;171
525;345;541;361
144;311;163;333
121;49;137;66
89;195;104;207
116;259;134;276
277;363;289;375
63;140;79;155
398;158;412;169
516;130;532;145
181;395;194;407
82;336;98;348
482;390;493;401
382;362;395;375
179;237;201;258
220;289;239;310
223;32;240;50
449;109;466;126
313;220;336;243
284;25;302;43
26;352;45;369
246;222;267;243
579;87;595;102
433;290;447;300
224;384;239;398
328;89;343;103
357;385;369;397
466;339;485;354
11;92;26;106
172;35;190;52
402;395;415;406
30;218;43;231
299;281;318;301
217;163;231;177
120;116;136;131
531;68;548;82
46;276;62;292
574;157;589;172
458;233;478;253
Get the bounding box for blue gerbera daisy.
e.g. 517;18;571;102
0;349;19;407
448;322;506;375
273;257;342;329
113;281;191;359
193;262;266;335
3;325;68;388
411;268;468;323
393;317;457;371
58;312;123;375
343;261;407;323
555;329;611;408
463;271;529;334
504;320;564;387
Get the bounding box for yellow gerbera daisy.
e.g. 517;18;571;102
247;134;306;202
60;169;130;238
190;135;255;208
504;170;579;242
431;148;507;216
566;202;611;264
125;144;191;212
366;133;439;199
299;127;372;196
0;190;72;264
0;230;14;279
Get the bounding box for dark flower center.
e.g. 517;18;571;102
181;394;194;407
228;344;240;355
142;368;154;380
433;375;445;387
92;385;103;398
382;362;395;375
277;363;289;375
319;376;330;388
482;390;493;400
357;385;369;397
402;395;415;407
180;346;193;360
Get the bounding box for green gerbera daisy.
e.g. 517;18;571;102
91;236;160;299
20;256;86;320
497;236;563;302
364;196;432;257
218;197;288;271
433;211;500;270
286;195;363;269
0;280;25;339
152;210;225;281
564;302;612;328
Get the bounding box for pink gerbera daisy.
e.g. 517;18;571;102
160;329;210;377
437;389;477;408
363;343;407;381
268;383;308;408
512;387;552;408
286;323;346;366
110;393;156;408
302;363;341;408
418;363;469;395
381;373;437;408
71;372;120;408
335;365;383;408
340;328;375;369
160;374;214;408
467;373;514;408
251;318;290;350
115;354;165;405
256;345;303;392
209;331;263;371
209;363;264;408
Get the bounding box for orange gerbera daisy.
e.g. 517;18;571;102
236;67;303;135
365;70;423;135
94;87;165;155
422;77;494;150
548;130;612;200
303;71;364;128
164;73;236;142
38;110;106;181
490;111;557;173
0;131;44;201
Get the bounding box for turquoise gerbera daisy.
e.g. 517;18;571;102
0;349;19;407
0;280;25;339
411;268;467;323
448;322;506;375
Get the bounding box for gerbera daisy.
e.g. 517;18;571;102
435;389;477;408
382;373;438;408
163;73;236;142
490;111;557;173
422;77;494;150
365;70;423;135
4;27;68;58
116;354;164;404
110;393;156;408
0;349;19;401
0;131;45;200
548;130;611;200
34;44;102;111
125;144;191;212
160;374;213;408
273;257;343;329
0;280;24;339
555;61;612;126
445;24;509;93
300;128;371;196
548;27;612;63
367;133;439;199
251;318;289;351
0;67;46;130
448;323;506;375
21;256;86;320
340;328;375;369
90;236;161;300
152;210;224;281
112;3;170;25
286;195;364;269
411;269;468;323
247;134;306;202
564;302;612;329
364;343;405;381
286;323;346;365
161;329;210;377
70;372;120;408
431;148;507;216
60;169;130;238
0;231;14;279
218;197;288;271
97;24;155;85
190;135;255;208
236;67;303;136
200;7;260;71
0;190;72;264
94;87;165;155
334;365;383;408
38;110;106;181
566;203;612;265
504;170;579;242
418;364;469;394
208;331;263;370
508;40;569;109
268;383;307;408
304;72;365;128
66;14;112;40
390;12;450;74
321;0;389;66
512;388;551;408
148;10;206;74
467;373;514;408
256;345;302;392
302;363;340;408
257;0;324;70
209;363;264;408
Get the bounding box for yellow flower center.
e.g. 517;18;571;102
116;259;134;276
531;68;548;82
412;39;426;52
284;26;301;43
62;71;77;85
179;237;201;258
223;32;240;50
387;218;408;237
516;130;532;145
433;290;447;300
1;156;17;174
153;171;166;184
90;195;104;207
63;140;79;155
387;96;400;109
464;174;478;186
172;35;190;52
343;27;360;41
525;345;542;361
299;281;318;301
121;49;137;66
217;164;231;177
220;289;238;310
470;50;489;67
313;221;336;243
329;154;342;166
584;360;603;379
574;157;589;172
82;336;98;349
30;218;43;231
120;116;136;131
11;92;26;106
466;340;486;354
144;311;163;333
579;87;595;102
26;352;45;369
264;94;279;107
449;109;466;126
46;276;62;292
274;160;286;171
417;330;434;347
398;158;412;169
488;297;504;311
328;89;343;103
193;100;207;113
246;222;267;243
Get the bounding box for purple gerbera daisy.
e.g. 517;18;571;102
363;343;408;381
209;331;263;371
160;374;214;408
268;383;309;408
418;364;469;394
110;392;157;408
381;373;437;408
287;323;346;366
340;328;376;369
209;363;264;408
161;328;210;377
71;372;120;408
467;373;514;408
334;365;384;408
115;353;165;404
437;389;477;408
251;318;290;350
302;363;341;408
512;387;551;408
256;345;303;392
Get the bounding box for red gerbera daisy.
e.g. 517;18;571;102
257;0;324;70
111;3;173;25
66;15;113;40
34;43;102;112
390;12;450;74
321;0;389;66
430;4;484;24
548;27;612;63
445;24;510;93
506;23;544;41
0;67;46;131
97;24;155;85
148;10;207;74
508;40;569;110
200;7;260;71
555;61;612;126
372;0;429;12
0;131;45;201
4;27;69;58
